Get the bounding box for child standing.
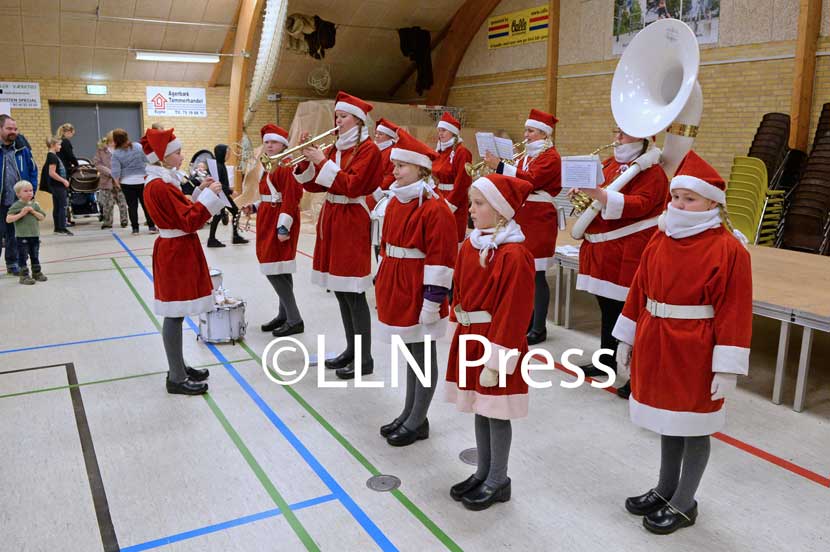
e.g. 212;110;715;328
445;173;535;511
612;151;752;534
375;130;457;446
5;180;47;284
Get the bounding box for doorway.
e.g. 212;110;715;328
49;102;143;161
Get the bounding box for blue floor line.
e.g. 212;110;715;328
113;233;398;552
120;494;338;552
0;330;160;355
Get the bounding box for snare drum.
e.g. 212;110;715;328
209;268;223;290
198;301;247;344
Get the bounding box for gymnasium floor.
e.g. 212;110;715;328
2;214;829;552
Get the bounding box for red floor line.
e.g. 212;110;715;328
42;247;154;265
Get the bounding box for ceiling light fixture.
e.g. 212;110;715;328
134;51;220;64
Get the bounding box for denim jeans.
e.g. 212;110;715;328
16;236;40;272
0;203;17;271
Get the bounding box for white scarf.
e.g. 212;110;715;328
376;139;395;152
436;136;462;164
661;205;722;239
145;164;183;186
335;125;369;151
469;219;525;264
389;177;438;206
524;139;547;159
614;141;643;164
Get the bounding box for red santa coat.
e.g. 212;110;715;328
256;165;303;275
577;159;669;301
366;145;395;211
500;146;562;271
612;226;753;436
432;144;473;242
445;241;535;419
375;190;457;342
143;166;224;317
294;138;382;292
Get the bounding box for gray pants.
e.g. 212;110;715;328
333;291;372;367
394;340;438;430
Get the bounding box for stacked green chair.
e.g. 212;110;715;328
727;156;784;245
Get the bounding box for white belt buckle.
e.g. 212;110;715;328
455;306;471;326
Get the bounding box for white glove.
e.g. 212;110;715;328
479;367;500;387
616;341;632;380
418;299;442;325
710;373;737;401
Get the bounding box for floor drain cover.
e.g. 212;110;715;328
367;474;401;492
459;448;477;466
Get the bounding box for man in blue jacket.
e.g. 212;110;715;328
1;114;39;276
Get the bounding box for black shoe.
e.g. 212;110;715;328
386;419;429;447
461;478;511;511
325;351;353;370
261;315;287;332
207;238;226;248
272;320;304;337
643;502;698;535
526;329;547;345
380;418;403;438
450;475;484;501
66;220;75;227
101;224;112;229
166;378;208;395
580;363;611;378
121;221;129;228
232;234;249;244
222;211;229;225
617;381;631;399
625;489;668;516
336;362;374;380
185;366;210;382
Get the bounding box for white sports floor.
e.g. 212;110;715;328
1;213;828;552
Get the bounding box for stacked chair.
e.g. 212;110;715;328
727;156;783;245
749;113;791;182
779;103;830;254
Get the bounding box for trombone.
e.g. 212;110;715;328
464;140;528;178
259;127;339;171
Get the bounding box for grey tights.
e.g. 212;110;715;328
162;317;187;383
654;435;711;511
394;341;438;430
474;414;512;487
266;274;302;324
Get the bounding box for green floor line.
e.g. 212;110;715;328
238;341;463;552
113;258;319;551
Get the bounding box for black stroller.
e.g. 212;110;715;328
68;158;101;218
183;149;214;196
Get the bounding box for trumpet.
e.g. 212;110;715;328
259;127;339;171
568;141;620;214
464;140;529;178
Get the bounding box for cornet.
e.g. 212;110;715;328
464;140;529;179
259;127;338;171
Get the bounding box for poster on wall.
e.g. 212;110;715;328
487;5;549;49
612;0;720;55
146;86;207;117
0;82;41;109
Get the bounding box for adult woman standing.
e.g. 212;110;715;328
93;133;129;230
56;123;78;226
112;128;157;235
432;112;473;244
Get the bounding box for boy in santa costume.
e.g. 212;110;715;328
369;118;400;258
141;128;226;395
375;130;456;447
293;91;383;379
484;109;562;345
570;128;668;397
254;124;305;337
445;173;535;511
432;112;473;244
612;150;752;534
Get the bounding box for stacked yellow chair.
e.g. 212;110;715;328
726;156;785;245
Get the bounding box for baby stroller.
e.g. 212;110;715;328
183;149;214;197
68;158;100;218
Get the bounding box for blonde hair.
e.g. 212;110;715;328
56;123;74;139
45;137;60;148
14;180;33;195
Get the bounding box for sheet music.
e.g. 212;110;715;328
475;133;517;160
561;155;604;189
205;159;232;208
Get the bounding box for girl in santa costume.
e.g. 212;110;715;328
445;173;535;511
253;124;305;337
375;130;457;447
432;112;473;244
294;91;383;380
570;128;668;397
484;109;562;345
368;118;400;259
141;128;226;395
612;150;752;534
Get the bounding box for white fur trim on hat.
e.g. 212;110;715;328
335;101;367;122
437;120;460;135
390;148;432;170
473;177;514;220
263;133;289;147
165;139;182;158
671;175;726;205
376;125;397;139
525;119;552;136
146;151;159;164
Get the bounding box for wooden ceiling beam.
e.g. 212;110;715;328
545;0;560;137
208;2;243;87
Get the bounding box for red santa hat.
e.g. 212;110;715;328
140;128;181;164
525;109;558;136
375;118;400;140
437;112;461;135
472;174;533;220
670;150;726;205
334;91;373;123
261;123;289;147
390;129;438;170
